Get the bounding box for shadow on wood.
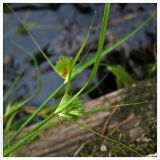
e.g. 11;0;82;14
9;77;157;156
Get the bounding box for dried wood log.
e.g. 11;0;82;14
12;78;156;156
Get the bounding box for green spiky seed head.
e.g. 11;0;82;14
56;95;85;121
54;56;73;81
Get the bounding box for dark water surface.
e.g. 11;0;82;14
3;3;157;108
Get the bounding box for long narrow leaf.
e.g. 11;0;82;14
107;65;135;88
4;83;64;148
72;10;156;79
73;120;142;156
63;12;96;96
55;4;111;114
4;41;43;122
6;4;56;72
3;74;22;103
85;101;148;115
4;4;111;154
5;8;96;145
4;115;60;156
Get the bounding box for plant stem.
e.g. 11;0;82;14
72;10;156;79
73;120;142;156
85;101;149;115
3;74;22;103
55;4;111;114
4;83;64;147
4;115;60;156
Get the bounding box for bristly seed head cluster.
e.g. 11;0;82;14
56;95;85;121
54;56;73;82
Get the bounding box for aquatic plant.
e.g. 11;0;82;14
3;3;156;157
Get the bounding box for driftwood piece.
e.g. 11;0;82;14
14;78;156;156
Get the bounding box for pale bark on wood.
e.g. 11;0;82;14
11;78;157;156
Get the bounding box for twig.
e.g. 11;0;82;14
101;107;120;135
73;141;89;157
109;113;135;136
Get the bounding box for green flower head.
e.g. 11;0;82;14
54;56;73;81
56;95;85;121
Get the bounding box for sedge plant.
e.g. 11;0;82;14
4;3;156;156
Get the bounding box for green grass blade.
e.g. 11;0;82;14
73;44;94;72
12;41;42;95
72;10;156;79
4;41;43;120
4;83;64;148
4;112;16;135
85;101;149;115
55;4;111;114
3;41;43;153
147;63;157;77
4;100;148;156
4;114;60;156
4;98;31;120
107;65;135;88
5;4;154;156
87;4;110;84
64;11;96;96
6;9;96;145
6;4;55;72
81;70;108;96
73;120;142;156
4;111;17;151
3;73;23;103
5;4;110;153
